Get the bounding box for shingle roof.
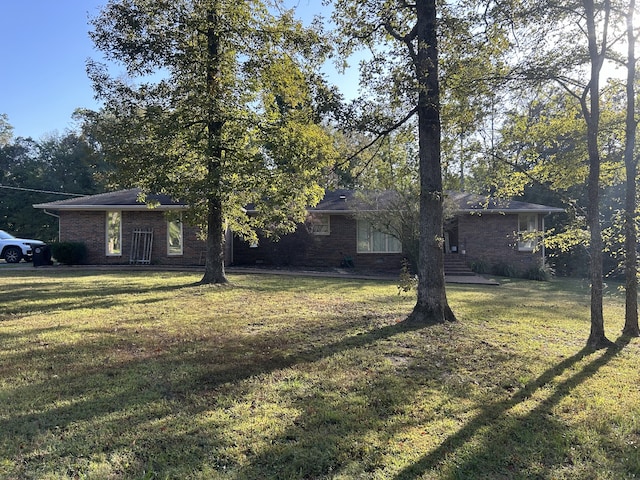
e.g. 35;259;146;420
449;192;564;214
33;188;187;211
33;188;564;215
310;190;564;214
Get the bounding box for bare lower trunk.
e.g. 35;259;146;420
586;218;610;348
200;194;227;284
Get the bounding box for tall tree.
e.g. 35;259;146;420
578;0;615;348
332;0;456;323
87;0;336;284
487;0;622;348
409;0;456;323
0;114;13;146
621;0;639;336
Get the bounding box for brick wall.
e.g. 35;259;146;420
457;212;544;271
59;210;207;265
232;214;404;271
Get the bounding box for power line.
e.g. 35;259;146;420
0;184;87;197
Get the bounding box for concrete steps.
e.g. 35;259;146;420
444;255;475;276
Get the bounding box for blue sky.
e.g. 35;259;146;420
1;1;107;139
1;1;352;141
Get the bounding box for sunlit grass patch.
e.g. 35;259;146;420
0;270;638;479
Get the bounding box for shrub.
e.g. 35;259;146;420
525;263;554;281
50;242;87;265
491;262;519;278
470;259;491;274
397;258;418;295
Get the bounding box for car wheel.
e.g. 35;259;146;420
4;246;22;263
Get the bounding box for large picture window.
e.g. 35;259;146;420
167;215;183;256
518;213;538;252
106;211;122;256
357;220;402;253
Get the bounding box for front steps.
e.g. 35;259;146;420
444;255;475;276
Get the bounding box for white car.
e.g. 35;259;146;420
0;230;46;263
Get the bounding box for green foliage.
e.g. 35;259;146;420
470;258;491;274
492;262;519;278
524;263;554;281
0;113;13;146
0;133;109;241
397;257;417;295
50;242;87;265
84;0;338;273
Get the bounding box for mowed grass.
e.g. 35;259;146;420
0;270;639;480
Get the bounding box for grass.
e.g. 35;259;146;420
0;269;638;479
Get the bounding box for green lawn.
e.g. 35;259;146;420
0;269;638;479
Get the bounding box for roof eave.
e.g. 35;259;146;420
32;204;189;211
457;208;564;214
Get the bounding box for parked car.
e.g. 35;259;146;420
0;230;46;263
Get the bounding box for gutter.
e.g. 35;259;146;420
41;209;61;242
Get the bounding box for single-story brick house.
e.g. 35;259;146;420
33;189;226;266
233;190;565;273
34;188;563;271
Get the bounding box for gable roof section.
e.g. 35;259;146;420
450;192;565;214
33;188;187;212
309;190;564;215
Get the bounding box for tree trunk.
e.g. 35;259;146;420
201;192;228;284
583;0;612;348
407;0;456;324
622;0;639;336
200;4;228;285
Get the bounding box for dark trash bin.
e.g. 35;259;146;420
33;244;53;267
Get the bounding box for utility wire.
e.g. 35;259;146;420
0;184;87;197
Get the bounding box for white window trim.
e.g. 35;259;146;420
106;211;122;256
357;220;402;254
518;213;538;252
167;215;184;256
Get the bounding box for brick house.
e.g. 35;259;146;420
34;188;563;272
445;192;564;272
33;189;222;266
233;190;564;273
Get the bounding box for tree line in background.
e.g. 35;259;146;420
1;0;640;345
0;114;110;241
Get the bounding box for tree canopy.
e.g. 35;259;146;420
85;0;339;283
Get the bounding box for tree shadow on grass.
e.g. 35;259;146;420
0;279;205;319
1;310;424;478
394;337;632;479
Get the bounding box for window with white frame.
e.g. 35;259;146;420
167;214;183;255
518;213;538;251
106;211;122;256
357;220;402;253
308;213;330;235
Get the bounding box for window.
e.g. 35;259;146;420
518;213;538;251
308;214;330;235
106;211;122;256
167;215;183;255
357;220;402;253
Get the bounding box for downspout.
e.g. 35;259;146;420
42;209;61;242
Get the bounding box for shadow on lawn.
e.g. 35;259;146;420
394;336;632;479
1;303;422;478
0;279;199;319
